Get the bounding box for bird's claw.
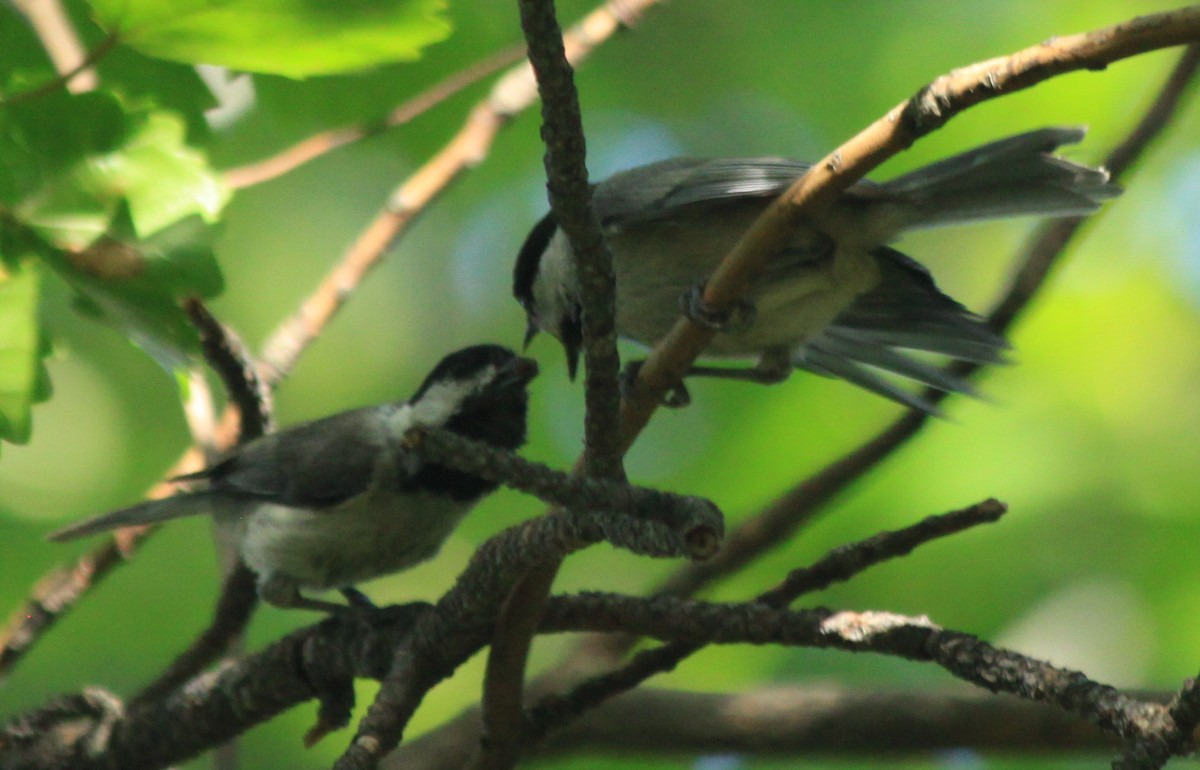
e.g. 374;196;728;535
681;284;757;334
620;361;691;408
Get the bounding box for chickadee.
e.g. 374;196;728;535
49;344;538;613
513;127;1119;412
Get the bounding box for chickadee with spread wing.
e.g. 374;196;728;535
49;344;538;613
514;127;1119;412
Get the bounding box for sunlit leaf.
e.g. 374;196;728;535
86;0;452;78
106;111;229;236
3;92;229;250
2;89;227;369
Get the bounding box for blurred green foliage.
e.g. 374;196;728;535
2;1;1200;768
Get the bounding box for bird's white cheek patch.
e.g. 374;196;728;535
406;366;497;427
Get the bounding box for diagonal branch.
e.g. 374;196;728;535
9;0;100;93
222;45;528;190
616;5;1200;449
0;32;118;107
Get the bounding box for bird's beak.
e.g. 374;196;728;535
523;316;540;351
565;340;580;382
501;355;540;388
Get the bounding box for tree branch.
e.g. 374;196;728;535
395;685;1127;769
403;427;722;559
0;32;118;107
222;45;528;190
473;0;631;761
334;464;701;770
12;589;1195;769
523;499;1006;743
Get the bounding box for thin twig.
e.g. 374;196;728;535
222;45;528;190
9;0;99;93
183;298;275;439
1;32;118;107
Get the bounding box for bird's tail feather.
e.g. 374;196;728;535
791;247;1009;415
882;127;1119;230
47;492;216;542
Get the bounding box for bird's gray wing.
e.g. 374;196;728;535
593;157;823;226
181;405;398;509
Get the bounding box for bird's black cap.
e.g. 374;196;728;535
512;211;560;325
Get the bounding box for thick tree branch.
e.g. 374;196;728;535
12;590;1197;769
334;470;700;770
537;597;1168;750
473;0;628;765
396;685;1124;769
523;500;1006;742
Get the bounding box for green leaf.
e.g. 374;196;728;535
2;89;227;372
106;111;229;237
86;0;453;78
0;262;51;448
42;210;224;370
3;92;229;250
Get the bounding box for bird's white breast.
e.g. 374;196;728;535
234;487;471;592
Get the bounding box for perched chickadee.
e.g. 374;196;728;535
514;127;1119;412
49;345;538;613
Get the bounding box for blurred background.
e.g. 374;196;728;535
3;1;1200;767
